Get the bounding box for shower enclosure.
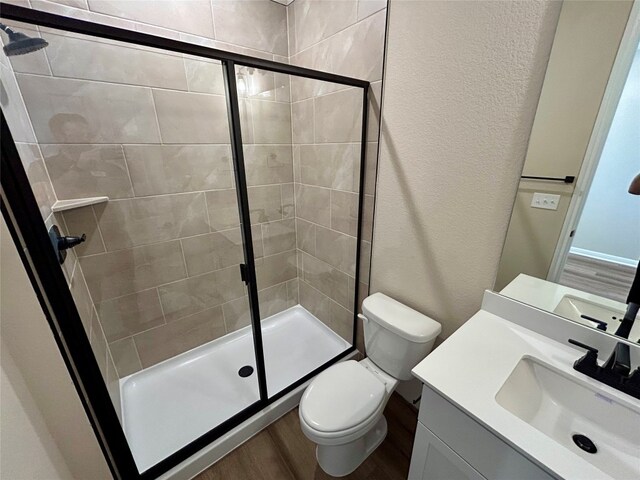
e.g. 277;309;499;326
0;4;369;479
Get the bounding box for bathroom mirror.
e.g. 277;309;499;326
495;0;640;342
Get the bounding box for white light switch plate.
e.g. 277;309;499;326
531;193;560;210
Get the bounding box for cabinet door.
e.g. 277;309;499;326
408;423;486;480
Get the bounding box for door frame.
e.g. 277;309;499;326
0;3;369;478
547;0;640;282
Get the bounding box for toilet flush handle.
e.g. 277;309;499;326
358;313;368;324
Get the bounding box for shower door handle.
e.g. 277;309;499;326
239;263;248;284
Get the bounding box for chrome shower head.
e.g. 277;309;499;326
0;23;48;57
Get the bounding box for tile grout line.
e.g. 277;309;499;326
39;31;55;76
90;305;110;377
75;219;291;260
313;221;317;258
209;2;217;41
221;299;231;336
181;54;191;94
130;335;145;373
13;71;294;106
303;229;359;279
109;292;172;374
88;305;96;349
130;334;145;376
118;144;137;198
40;26;186;59
202;189;214;234
329;189;333;230
291;6;384;58
290;83;354;104
178;238;190;277
154;287;168;327
249;97;257;143
76;262;101;331
125;275;296;353
287;54;298;278
312;95;317;144
78;203;364;279
32;140;360;147
57;212;76;285
46;0;281;59
3;59;39;144
149;88;164;144
299;277;354;316
299;248;356;289
88;248;299;307
68;255;78;289
260;221;266;260
35;146;61;212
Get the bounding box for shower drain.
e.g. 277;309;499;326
572;434;597;454
238;365;254;378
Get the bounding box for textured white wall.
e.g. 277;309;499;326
1;219;111;479
371;0;562;339
1;342;73;480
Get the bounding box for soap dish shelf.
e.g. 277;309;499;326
51;196;109;213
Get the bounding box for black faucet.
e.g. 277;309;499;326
580;314;608;331
568;339;639;399
602;342;631;376
616;261;640;339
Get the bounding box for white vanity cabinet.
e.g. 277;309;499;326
409;422;485;480
408;386;558;480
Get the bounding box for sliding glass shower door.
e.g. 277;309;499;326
0;19;264;474
236;66;363;398
0;4;368;478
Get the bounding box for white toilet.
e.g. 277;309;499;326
299;292;441;477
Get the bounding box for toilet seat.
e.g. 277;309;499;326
299;360;386;443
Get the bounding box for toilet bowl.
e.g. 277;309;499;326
299;358;397;476
299;293;441;477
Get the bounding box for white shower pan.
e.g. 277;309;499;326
120;305;350;472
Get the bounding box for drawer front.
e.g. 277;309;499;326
409;422;486;480
418;386;557;480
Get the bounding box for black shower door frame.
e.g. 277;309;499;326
0;3;369;479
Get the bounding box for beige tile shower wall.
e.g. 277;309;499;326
6;0;293;378
287;0;387;351
0;45;121;414
6;0;385;376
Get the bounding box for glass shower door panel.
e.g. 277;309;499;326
236;66;362;397
0;20;260;473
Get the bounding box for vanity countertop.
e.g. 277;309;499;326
412;309;639;480
500;274;640;344
501;273;626;314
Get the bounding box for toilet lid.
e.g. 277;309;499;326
300;360;386;433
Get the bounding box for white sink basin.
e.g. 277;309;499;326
496;356;640;479
554;295;625;325
554;295;625;329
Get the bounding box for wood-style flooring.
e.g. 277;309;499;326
558;253;636;303
194;393;418;480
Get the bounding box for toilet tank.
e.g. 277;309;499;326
362;293;441;381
